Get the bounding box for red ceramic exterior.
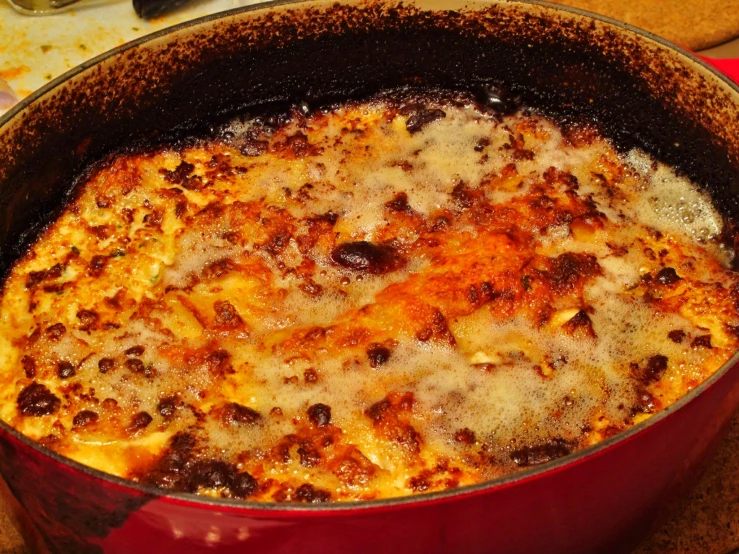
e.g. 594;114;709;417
1;5;739;554
700;56;739;84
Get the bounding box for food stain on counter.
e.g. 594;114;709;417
0;0;264;115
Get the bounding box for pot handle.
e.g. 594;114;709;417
695;55;739;84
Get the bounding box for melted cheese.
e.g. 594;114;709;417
1;90;738;502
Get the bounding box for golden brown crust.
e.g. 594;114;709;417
1;90;738;501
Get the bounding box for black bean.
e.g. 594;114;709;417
231;472;257;498
73;410;99;427
307;403;331;427
331;241;403;274
294;483;331;503
367;345;391;368
57;361;76;379
157;397;177;418
128;411;153;433
125;345;145;356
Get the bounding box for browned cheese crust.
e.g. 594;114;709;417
1;90;738;502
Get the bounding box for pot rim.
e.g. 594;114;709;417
2;0;739;515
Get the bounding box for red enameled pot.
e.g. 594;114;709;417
2;1;739;552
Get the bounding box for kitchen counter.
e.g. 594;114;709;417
1;1;739;552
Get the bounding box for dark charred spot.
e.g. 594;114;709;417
76;309;98;331
408;474;430;492
239;135;268;157
454;428;476;444
125;345;145;357
546;252;601;292
416;309;455;344
274;131;322;157
385;192;412;213
205;350;232;375
26;263;63;289
90;225;112;240
451;182;474;209
365;392;420;453
89;255;108;277
510;438;572;467
668;330;686;343
633;388;657;414
231;472;258;498
303;368;318;383
316;211;339;225
298;441;322;467
299;280;324;297
188;460;236;491
171;432;196;452
477;84;519;115
562;310;597;338
180;175;203;191
143;209;164;227
632;355;668;385
41;283;65;295
175;201;187;218
404;107;446;134
21;355;36;378
98;358;115;373
366;399;390;423
692;335;713;349
202;258;236;279
468;282;498;308
44;325;68;344
656;267;681;285
331;241;404;274
466;284;480;305
125;358;156;378
157;397;178;418
367;344;391;368
73;410;99;427
213;301;244;328
17;383;60;416
222;402;262;425
474;137;490;152
294;483;331;503
521;275;532;292
57;361;76;379
431;215;450;232
160;161;195;184
390;160;413;172
261;229;292;256
128;411;153;433
307;403;331;427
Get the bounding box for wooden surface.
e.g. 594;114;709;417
551;0;739;51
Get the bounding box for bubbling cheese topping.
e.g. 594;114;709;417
1;89;738;502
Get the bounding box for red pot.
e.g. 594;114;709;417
1;2;739;552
